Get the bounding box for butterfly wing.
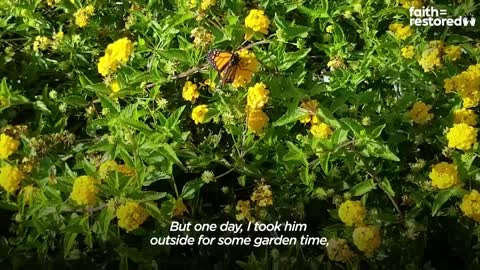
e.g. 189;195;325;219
207;50;234;72
220;63;238;84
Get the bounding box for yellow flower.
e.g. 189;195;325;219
460;190;480;222
74;5;95;28
110;81;121;93
182;81;200;102
447;123;477;150
245;9;270;35
311;123;333;139
399;0;423;9
117;164;135;176
408;101;434;124
97;55;118;77
172;198;188;217
190;27;214;47
250;182;273;207
47;0;61;6
20;185;37;205
247;109;269;134
247;82;269;110
70;175;98;206
429;162;460;189
98;160;119;179
192;105;209;124
97;38;134;77
0;165;24;193
454;108;477;126
235;200;254;222
444;45;462;61
401;45;415;59
352;225;381;254
300;100;319;124
200;0;216;11
338;200;366;226
419;41;444;72
443;64;480;108
51;31;64;49
0;133;20;160
116;201;149;232
326;25;334;33
105;38;134;64
326;238;354;263
327;57;346;70
33;36;50;52
204;79;216;90
388;23;413;40
232;49;259;88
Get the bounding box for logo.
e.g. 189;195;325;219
409;6;476;27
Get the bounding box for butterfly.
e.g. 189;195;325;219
207;49;240;85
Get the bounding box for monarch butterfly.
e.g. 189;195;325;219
207;49;240;85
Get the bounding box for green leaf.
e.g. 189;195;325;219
379;179;395;197
273;107;309;127
129;191;167;202
97;92;120;114
63;232;77;258
432;188;462;216
144;201;166;222
318;152;330;175
279;48;311;71
60;95;88;107
119;118;153;136
370;124;386;139
283;141;308;166
349;179;377;197
181;179;205;200
238;175;246;187
366;141;400;161
34;101;51;114
157;143;183;167
340;118;364;136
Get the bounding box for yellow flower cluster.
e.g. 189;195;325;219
190;27;214;47
189;0;216;11
247;83;269;110
235;200;254;222
299;100;334;139
46;0;61;6
33;36;51;52
192;104;209;124
74;5;95;28
399;0;423;9
338;200;366;226
401;45;415;59
0;165;24;193
233;49;259;88
311;123;333;139
300;100;320;124
246;83;270;134
51;31;64;50
0;133;20;160
429;162;460;189
326;238;354;263
98;160;135;179
388;23;413;40
454;108;477;126
182;81;200;102
247;109;269;134
70;175;98;206
110;81;121;94
446;123;477;151
20;185;37;205
250;182;273;207
98;38;134;77
444;45;462;61
408;101;434;124
172;198;188;217
460;190;480;222
419;41;444;72
444;64;480;108
352;225;382;254
327;57;346;70
245;9;270;35
116;201;149;232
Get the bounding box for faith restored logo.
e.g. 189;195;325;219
409;6;476;27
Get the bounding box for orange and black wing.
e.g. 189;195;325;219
220;63;238;84
207;50;235;72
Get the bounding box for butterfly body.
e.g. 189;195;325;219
207;49;240;85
